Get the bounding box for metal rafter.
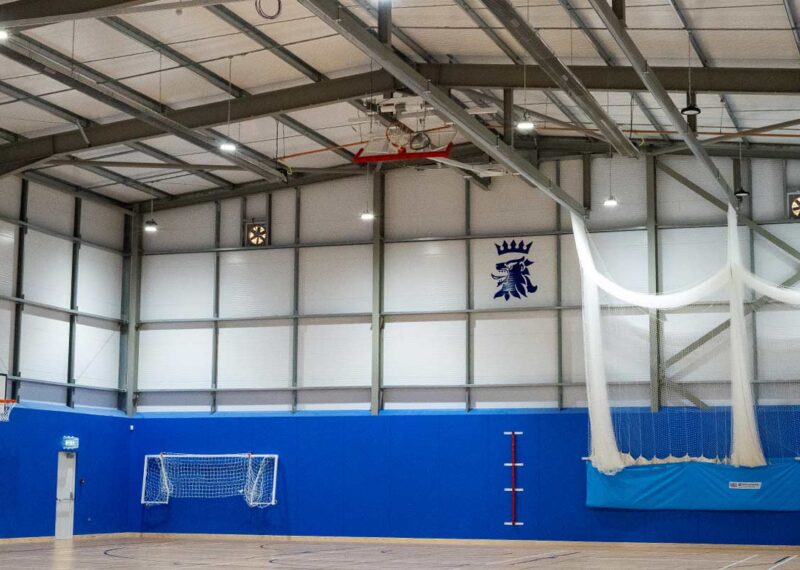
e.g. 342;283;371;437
553;0;668;142
480;0;639;157
1;34;287;181
783;0;800;56
298;0;584;214
666;0;748;144
588;0;736;205
100;15;353;162
452;0;594;140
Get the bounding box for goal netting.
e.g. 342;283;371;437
573;203;800;475
141;453;278;508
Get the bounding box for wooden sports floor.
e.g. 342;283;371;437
0;536;798;569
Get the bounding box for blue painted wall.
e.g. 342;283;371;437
4;407;800;545
0;406;130;538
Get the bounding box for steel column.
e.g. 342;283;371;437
66;197;81;408
122;208;142;415
8;180;27;402
555;162;564;409
211;201;221;413
465;179;474;411
291;188;301;412
370;170;385;415
646;155;662;411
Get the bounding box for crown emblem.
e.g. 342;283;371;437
495;239;532;255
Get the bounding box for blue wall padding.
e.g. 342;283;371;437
587;460;800;511
0;406;130;538
3;406;800;545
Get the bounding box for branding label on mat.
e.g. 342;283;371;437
729;481;762;490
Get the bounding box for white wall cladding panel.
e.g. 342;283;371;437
384;241;467;312
19;307;69;382
472;386;559;409
296;388;370;412
756;308;800;381
0;176;21;218
138;326;213;390
660;227;749;302
217;322;293;389
77;246;122;319
472;236;556;309
27;183;74;235
299;245;371;314
473;312;558;385
297;318;371;387
0;221;15;297
80;200;124;250
657;156;732;225
219;198;241;248
385;168;465;239
246;193;268;221
219;249;294;318
561;309;585;385
589;157;647;229
0;301;13;374
271;190;296;246
751;159;785;223
143;204;216;252
23;231;72;308
561;230;648;306
140;253;215;320
557;159;584;230
300;178;371;243
753;223;800;284
471;173;557;235
383;316;466;386
74;320;119;389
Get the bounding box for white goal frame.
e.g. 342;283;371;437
140;453;279;508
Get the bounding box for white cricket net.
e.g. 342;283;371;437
570;203;800;474
141;453;278;507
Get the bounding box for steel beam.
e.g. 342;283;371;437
299;0;585;215
587;0;736;205
481;0;638;157
665;0;747;144
0;0;151;26
1;36;287;182
101;16;353;163
352;0;436;63
553;0;668;141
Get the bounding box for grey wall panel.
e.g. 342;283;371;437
81;200;125;250
27;183;74;235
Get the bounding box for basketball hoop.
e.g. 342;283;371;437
354;124;456;164
0;399;15;422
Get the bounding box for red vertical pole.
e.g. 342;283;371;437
510;432;517;525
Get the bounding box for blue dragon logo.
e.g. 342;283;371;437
492;240;538;300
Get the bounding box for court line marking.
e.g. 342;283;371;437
717;554;758;569
770;555;797;569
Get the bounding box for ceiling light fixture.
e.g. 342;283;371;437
516;113;535;133
0;30;9;41
603;196;619;207
219;57;237;154
144;200;158;233
680;36;700;117
360;210;375;221
219;141;237;153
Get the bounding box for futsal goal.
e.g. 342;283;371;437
141;453;278;508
